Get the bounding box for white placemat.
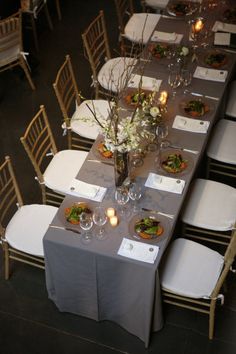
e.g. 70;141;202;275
173;115;210;133
151;31;183;44
214;32;231;46
193;66;228;82
66;179;107;202
117;238;159;264
212;21;236;34
145;173;185;194
128;74;162;91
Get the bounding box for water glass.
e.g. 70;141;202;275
181;68;192;87
92;206;108;240
80;211;93;243
128;182;142;213
115;186;130;216
168;64;181;97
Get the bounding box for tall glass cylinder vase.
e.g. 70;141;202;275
113;150;129;187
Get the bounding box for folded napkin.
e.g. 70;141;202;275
67;179;107;202
128;74;162;91
145;173;185;194
193;66;228;82
117;238;159;264
214;32;236;48
173;115;210;133
151;31;183;44
212;21;236;34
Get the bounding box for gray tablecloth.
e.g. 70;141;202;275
43;3;236;347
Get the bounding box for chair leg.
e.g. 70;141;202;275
29;13;39;52
19;57;36;90
44;3;54;31
206;156;211;179
209;299;217;340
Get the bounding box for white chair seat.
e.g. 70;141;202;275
181;179;236;231
5;204;58;257
124;13;161;44
43;150;88;193
98;57;137;93
207;119;236;165
71;99;111;140
161;238;224;298
145;0;169;10
225;80;236;118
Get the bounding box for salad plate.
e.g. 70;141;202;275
159;149;194;176
92;137;114;162
166;0;198;18
222;8;236;24
202;50;228;69
64;202;92;225
129;212;169;241
179;97;212;118
122;88;154;109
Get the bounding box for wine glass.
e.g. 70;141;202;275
156;123;169;147
168;64;181;98
128;182;142;213
115;186;130;216
92;206;108;240
180;68;192;87
80;211;93;243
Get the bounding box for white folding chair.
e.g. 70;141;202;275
0;156;58;279
225;80;236;119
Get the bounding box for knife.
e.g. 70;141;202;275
49;225;81;234
167;145;199;154
142;208;174;219
87;159;113;166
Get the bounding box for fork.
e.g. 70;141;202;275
142;208;174;219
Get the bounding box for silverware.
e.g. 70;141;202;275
167;145;199;154
87;159;113;166
49;225;81;234
141;208;174;219
188;91;219;101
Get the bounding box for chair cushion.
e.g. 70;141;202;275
226;80;236;117
145;0;169;10
124;13;161;44
181;179;236;231
207;119;236;165
71;99;111;140
5;204;58;257
98;57;137;93
43;150;88;193
161;238;224;298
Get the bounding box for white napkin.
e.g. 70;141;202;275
214;32;231;46
173;115;210;133
212;21;236;34
117;238;159;264
128;74;162;91
67;179;107;202
193;66;228;82
145;173;185;194
151;31;183;44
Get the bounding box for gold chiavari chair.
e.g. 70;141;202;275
53;54;111;150
82;10;137;99
0;156;58;279
20;105;88;206
160;228;236;339
0;11;35;90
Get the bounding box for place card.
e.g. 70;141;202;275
128;74;162;91
193;66;228;82
212;21;236;34
67;179;107;202
118;238;159;264
145;173;185;194
173;115;210;133
151;31;183;44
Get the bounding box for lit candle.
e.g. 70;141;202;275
110;215;119;227
159;91;168;106
194;19;204;33
106;207;115;218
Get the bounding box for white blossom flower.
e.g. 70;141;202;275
150;106;160;118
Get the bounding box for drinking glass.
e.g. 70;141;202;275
80;211;93;243
92;206;108;240
128;182;142;213
156;123;169;146
115;186;130;216
181;68;192;87
168;64;181;97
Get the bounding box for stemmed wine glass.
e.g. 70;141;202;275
80;211;93;243
115;186;130;217
92;206;108;240
156;123;169;147
128;182;142;213
168;63;181;98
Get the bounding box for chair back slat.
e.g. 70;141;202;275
113;0;134;33
0;157;23;236
20;105;58;183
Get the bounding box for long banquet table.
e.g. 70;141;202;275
43;1;236;347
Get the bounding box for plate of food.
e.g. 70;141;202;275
166;0;198;17
222;8;236;24
204;50;228;69
160;150;193;175
129;212;169;241
179;98;211;118
64;202;92;225
93;138;114;161
148;43;170;59
122;88;152;108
